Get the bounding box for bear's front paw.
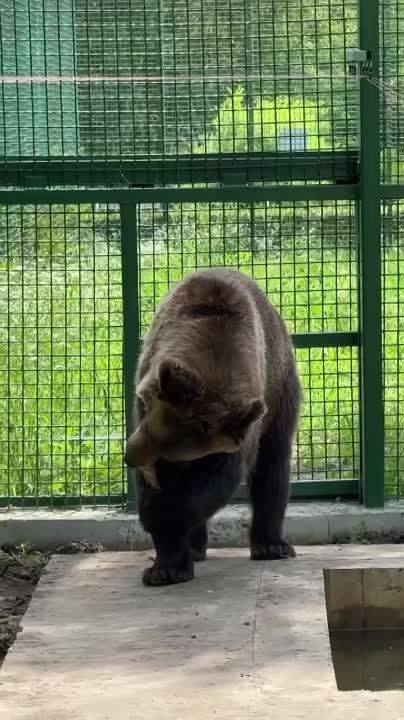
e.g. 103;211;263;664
142;562;194;586
250;540;296;561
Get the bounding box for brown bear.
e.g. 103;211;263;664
125;268;301;585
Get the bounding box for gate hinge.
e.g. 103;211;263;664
346;48;372;78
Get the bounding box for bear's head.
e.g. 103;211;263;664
124;358;266;474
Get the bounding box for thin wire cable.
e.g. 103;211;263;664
2;72;401;107
0;72;353;84
364;75;404;109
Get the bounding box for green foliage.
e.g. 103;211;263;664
1;204;403;503
0;209;124;504
195;87;332;154
72;0;358;157
0;205;120;262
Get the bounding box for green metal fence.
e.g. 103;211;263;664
0;0;402;508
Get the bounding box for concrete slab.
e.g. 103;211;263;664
1;547;404;719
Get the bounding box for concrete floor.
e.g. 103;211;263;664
1;547;404;719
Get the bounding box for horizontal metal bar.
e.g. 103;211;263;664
0;480;360;508
234;478;359;501
380;184;404;199
290;479;359;499
0;184;358;205
292;331;359;348
0;151;359;187
0;495;125;509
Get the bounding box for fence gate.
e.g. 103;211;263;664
0;0;402;509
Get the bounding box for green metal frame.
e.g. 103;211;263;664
120;205;140;513
0;0;388;508
358;0;384;507
0;185;358;204
0;151;359;187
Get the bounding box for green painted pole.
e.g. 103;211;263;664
120;204;140;512
358;0;384;506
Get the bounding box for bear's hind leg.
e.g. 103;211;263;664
249;374;300;561
190;523;208;562
249;445;295;561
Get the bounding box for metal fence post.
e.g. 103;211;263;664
120;204;140;511
358;0;384;506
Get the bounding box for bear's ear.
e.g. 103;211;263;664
242;398;267;425
158;359;203;407
136;374;160;405
226;398;266;442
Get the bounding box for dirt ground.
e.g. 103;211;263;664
0;545;48;666
0;540;103;667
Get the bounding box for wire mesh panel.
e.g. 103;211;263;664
0;0;359;186
0;204;124;507
1;0;401;507
296;345;359;481
138;200;360;485
0;0;77;157
75;0;358;157
382;200;404;498
380;0;404;184
380;0;404;498
138;200;358;333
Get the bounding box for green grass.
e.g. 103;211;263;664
0;220;125;505
0;203;403;505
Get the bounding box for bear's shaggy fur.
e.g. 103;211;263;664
125;269;301;585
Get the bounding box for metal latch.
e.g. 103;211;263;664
346;48;372;78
